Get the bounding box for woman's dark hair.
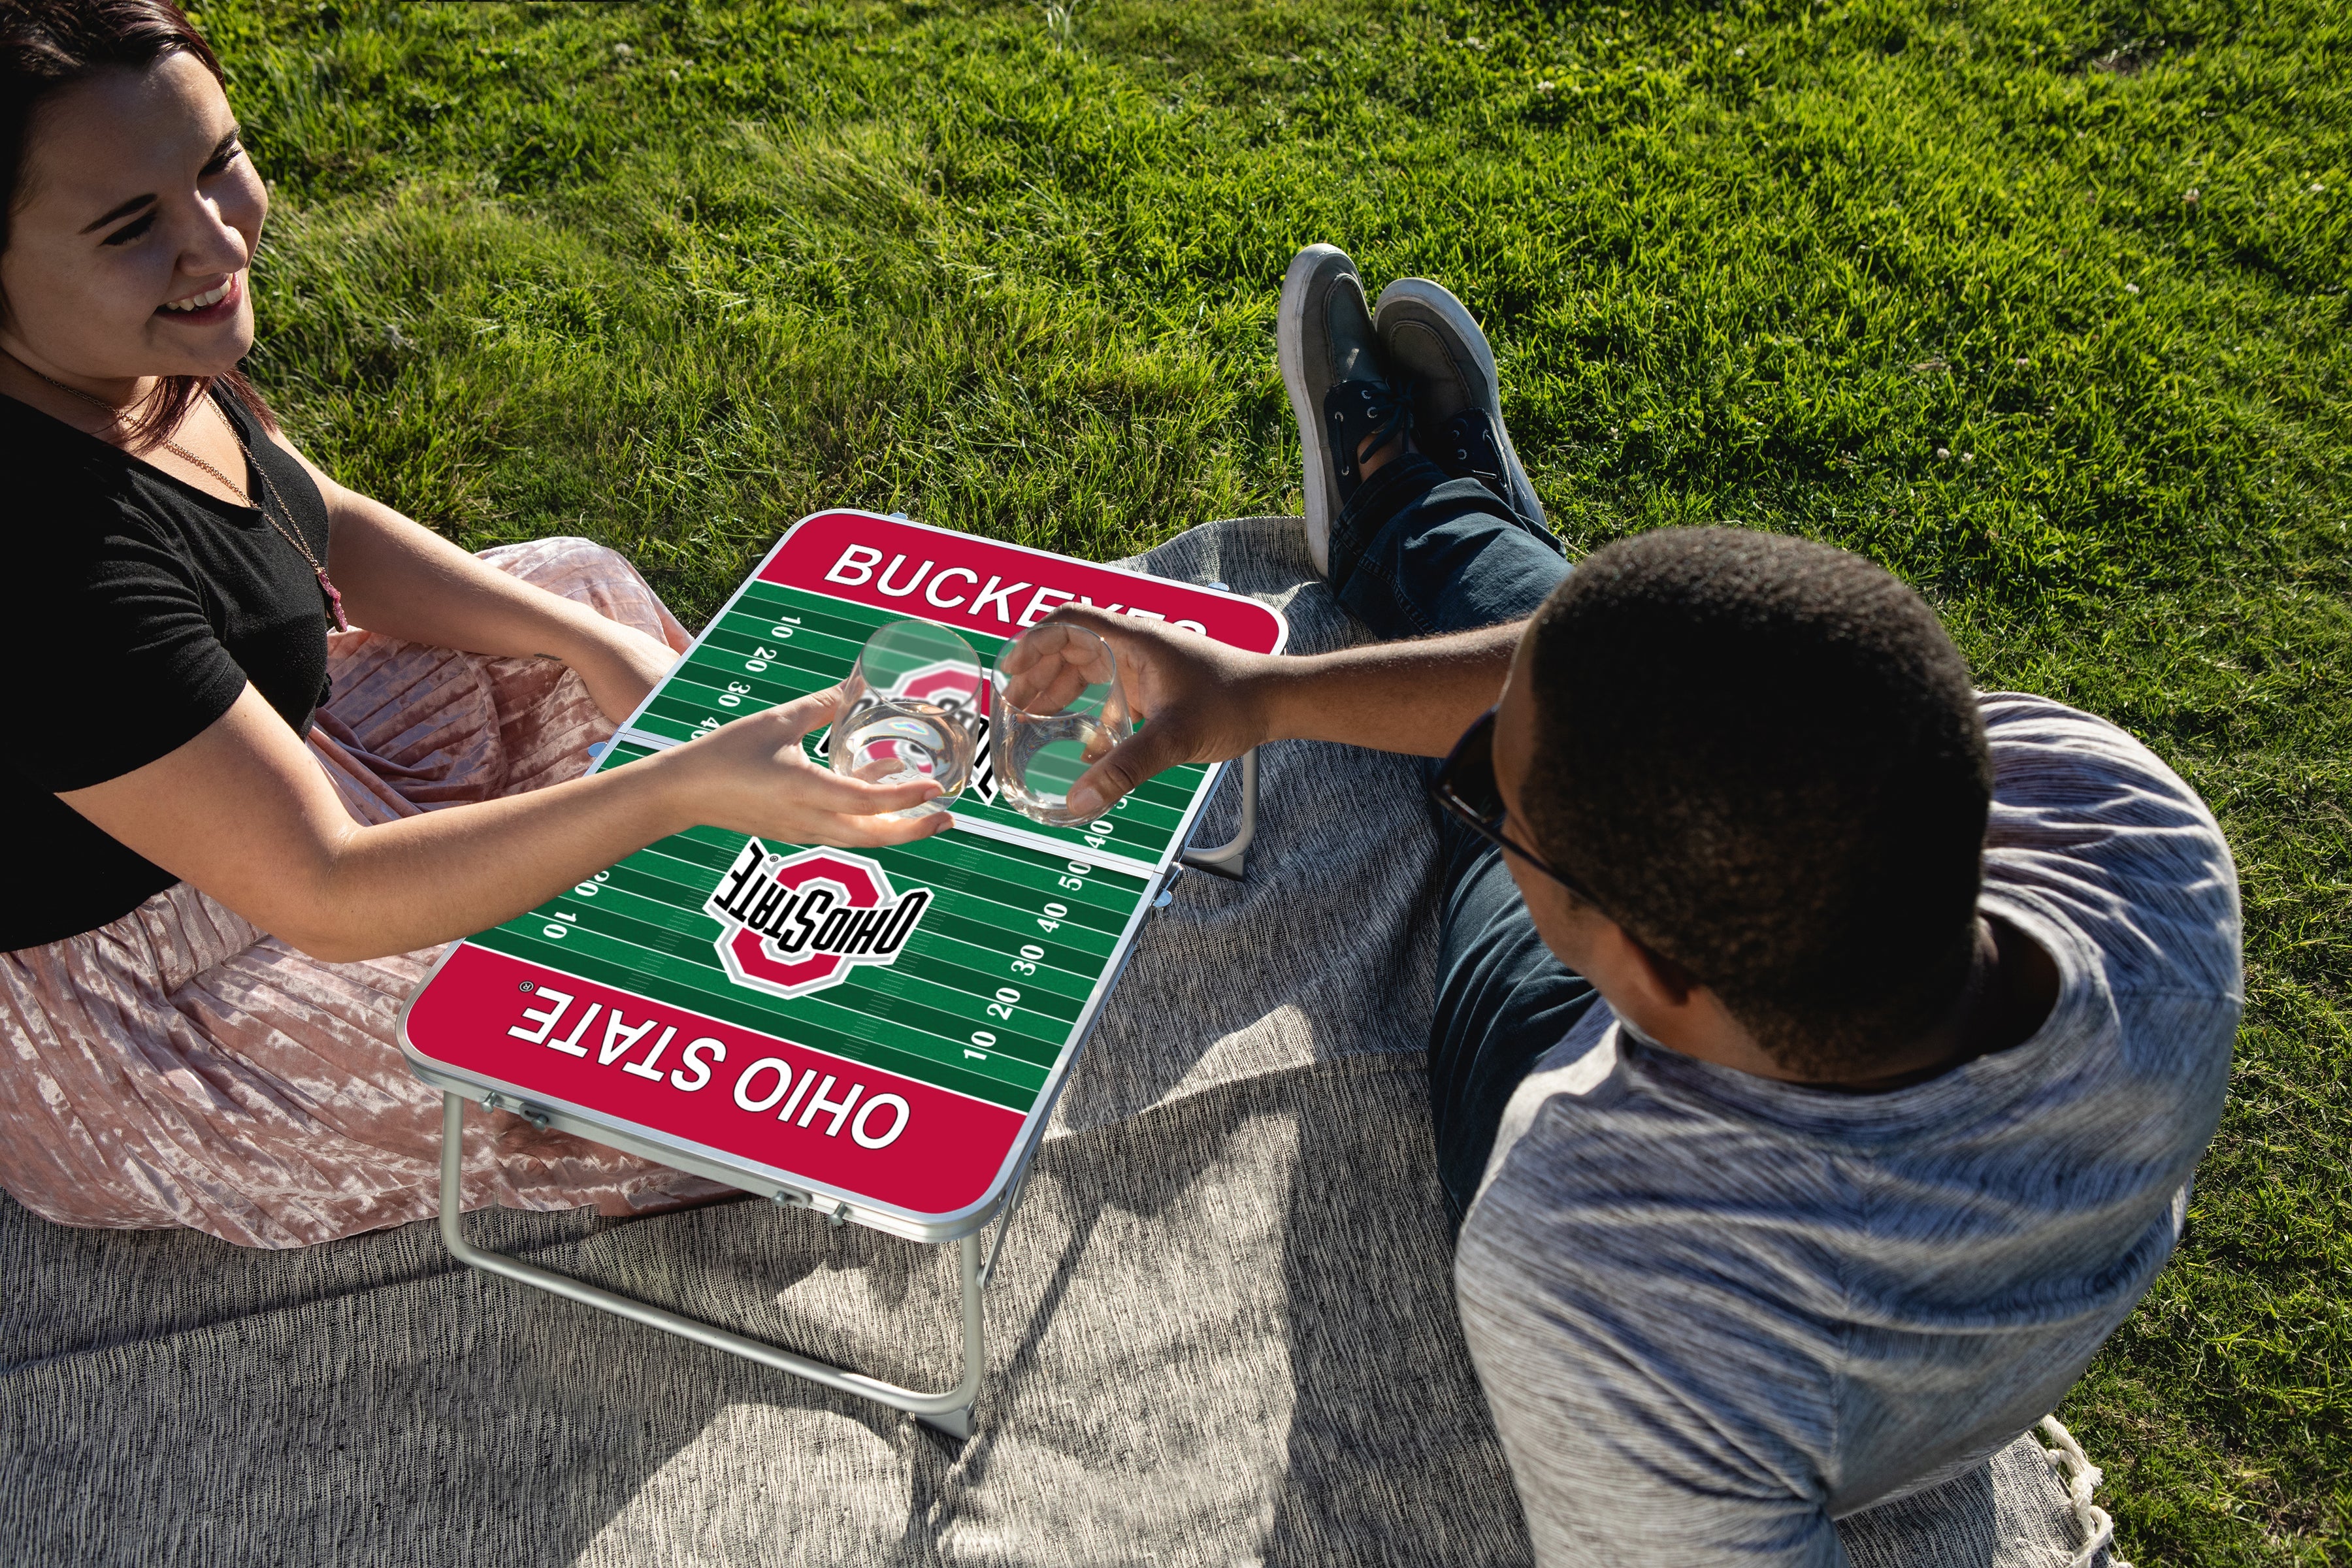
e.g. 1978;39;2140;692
0;0;272;446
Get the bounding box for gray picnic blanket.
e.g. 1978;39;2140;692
0;517;2109;1566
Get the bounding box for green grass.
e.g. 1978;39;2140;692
195;0;2347;1559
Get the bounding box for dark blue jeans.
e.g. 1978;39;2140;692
1329;456;1601;1235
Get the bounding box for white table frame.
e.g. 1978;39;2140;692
425;757;1257;1439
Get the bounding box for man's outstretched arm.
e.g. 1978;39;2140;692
1041;604;1526;820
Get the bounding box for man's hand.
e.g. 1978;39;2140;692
1041;605;1531;817
1037;606;1279;819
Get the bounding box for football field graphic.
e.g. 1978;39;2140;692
401;512;1288;1232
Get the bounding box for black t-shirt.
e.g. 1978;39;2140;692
0;387;335;949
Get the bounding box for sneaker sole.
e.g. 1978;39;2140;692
1373;277;1548;530
1277;244;1352;574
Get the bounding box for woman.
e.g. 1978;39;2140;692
0;0;943;1247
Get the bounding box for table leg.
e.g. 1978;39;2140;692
436;1093;983;1435
1180;747;1258;879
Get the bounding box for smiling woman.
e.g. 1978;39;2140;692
0;9;266;448
0;0;950;1247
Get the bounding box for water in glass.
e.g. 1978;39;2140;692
992;623;1132;826
828;621;984;817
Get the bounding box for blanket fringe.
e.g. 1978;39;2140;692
2038;1414;2131;1568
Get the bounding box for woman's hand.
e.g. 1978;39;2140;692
649;687;952;849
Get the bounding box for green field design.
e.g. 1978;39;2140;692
628;580;1209;870
480;771;1151;1114
464;570;1222;1117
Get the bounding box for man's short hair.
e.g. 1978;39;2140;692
1520;527;1991;1078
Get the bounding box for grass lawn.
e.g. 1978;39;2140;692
199;1;2346;1560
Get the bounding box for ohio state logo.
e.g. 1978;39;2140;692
704;840;933;1000
812;657;996;804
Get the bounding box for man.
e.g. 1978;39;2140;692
1046;244;2238;1564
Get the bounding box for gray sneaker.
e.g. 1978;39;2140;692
1278;244;1407;575
1373;278;1554;542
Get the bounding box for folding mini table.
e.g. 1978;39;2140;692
399;510;1288;1437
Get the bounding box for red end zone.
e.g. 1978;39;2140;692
406;943;1026;1218
768;512;1287;655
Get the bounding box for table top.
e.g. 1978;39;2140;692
400;512;1288;1241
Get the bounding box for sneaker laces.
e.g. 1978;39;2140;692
1437;408;1507;486
1327;374;1415;482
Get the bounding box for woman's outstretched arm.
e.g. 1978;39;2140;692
59;685;943;962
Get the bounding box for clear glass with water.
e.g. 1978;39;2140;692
991;623;1132;826
827;621;985;818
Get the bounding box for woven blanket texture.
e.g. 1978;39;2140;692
0;516;2108;1567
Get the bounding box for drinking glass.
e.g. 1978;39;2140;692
827;621;985;818
991;623;1132;826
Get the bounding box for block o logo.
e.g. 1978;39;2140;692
810;657;996;805
704;840;933;1000
891;659;996;804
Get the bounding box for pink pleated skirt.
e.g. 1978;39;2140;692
0;537;728;1249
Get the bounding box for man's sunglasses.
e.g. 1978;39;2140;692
1426;706;1603;907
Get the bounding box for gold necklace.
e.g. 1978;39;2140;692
14;361;348;631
